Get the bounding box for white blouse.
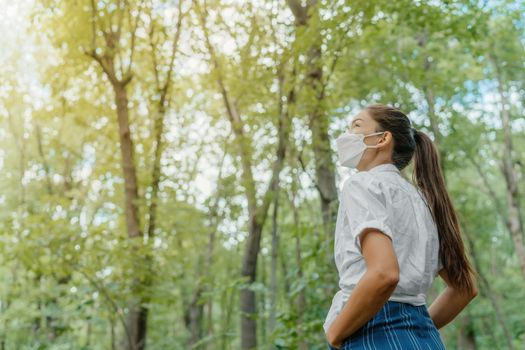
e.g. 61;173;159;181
323;162;442;333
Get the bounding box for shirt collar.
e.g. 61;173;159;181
366;163;400;174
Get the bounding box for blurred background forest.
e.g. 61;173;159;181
1;0;524;349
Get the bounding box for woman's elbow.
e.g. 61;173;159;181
466;279;479;300
369;269;400;288
385;272;400;287
450;285;478;303
470;286;479;299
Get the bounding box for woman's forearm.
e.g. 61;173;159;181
428;286;476;329
326;270;398;345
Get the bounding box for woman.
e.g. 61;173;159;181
324;104;478;350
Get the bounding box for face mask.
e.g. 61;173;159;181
336;131;385;168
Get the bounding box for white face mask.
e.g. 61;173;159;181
335;131;385;168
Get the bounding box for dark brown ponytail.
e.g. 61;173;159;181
365;104;476;296
412;129;476;296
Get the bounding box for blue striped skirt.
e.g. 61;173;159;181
326;300;445;350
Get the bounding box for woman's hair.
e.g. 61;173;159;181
364;103;476;296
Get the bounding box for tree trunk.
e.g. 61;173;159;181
195;3;293;347
240;223;264;349
114;86;141;239
489;50;525;280
463;227;514;350
416;29;447;178
203;141;229;346
111;83;148;350
458;313;477;350
259;254;267;345
287;0;339;263
269;195;279;339
184;286;204;346
85;1;149;347
35;124;73;341
279;248;291;295
290;190;308;350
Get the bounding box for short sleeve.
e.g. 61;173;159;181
341;176;394;254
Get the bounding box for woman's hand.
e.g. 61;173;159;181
325;230;399;347
428;268;478;329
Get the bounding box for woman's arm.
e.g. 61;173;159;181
326;228;399;348
427;268;478;329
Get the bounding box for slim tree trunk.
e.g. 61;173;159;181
203;141;229;345
458;313;477;350
110;316;116;350
279;248;291;296
36;123;76;341
268;66;294;341
489;50;525;280
289;188;308;350
463;227;514;350
416;29;447;178
269;193;279;338
259;253;267;345
184;285;204;345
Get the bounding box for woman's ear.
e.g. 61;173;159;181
381;131;392;146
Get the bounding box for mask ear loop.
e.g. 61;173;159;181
364;131;386;149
